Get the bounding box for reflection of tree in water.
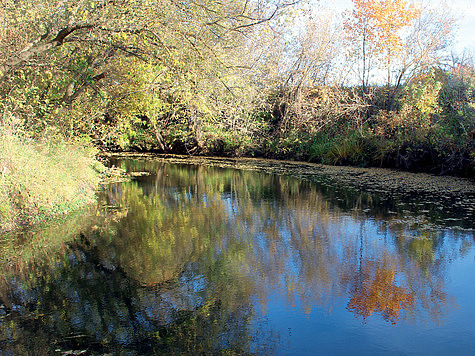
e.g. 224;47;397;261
344;256;414;324
1;160;473;353
133;162;465;323
0;232;270;354
0;182;274;354
116;163;466;323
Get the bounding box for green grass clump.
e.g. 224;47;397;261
0;126;102;232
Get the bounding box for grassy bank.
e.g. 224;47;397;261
0;126;103;233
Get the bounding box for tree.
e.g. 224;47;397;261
344;0;420;92
393;4;455;89
0;0;296;147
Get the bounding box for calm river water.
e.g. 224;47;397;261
1;158;474;355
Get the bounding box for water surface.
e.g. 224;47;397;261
1;158;474;355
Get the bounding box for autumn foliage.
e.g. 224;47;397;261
347;263;415;324
358;0;420;54
345;0;421;88
0;0;473;219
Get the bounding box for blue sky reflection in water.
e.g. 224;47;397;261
252;228;475;355
0;159;474;355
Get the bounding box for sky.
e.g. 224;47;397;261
319;0;475;54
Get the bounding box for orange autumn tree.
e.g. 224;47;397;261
345;0;421;91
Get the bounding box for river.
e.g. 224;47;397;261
1;156;474;355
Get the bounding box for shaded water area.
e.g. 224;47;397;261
1;157;474;355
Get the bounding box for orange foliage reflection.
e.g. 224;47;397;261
347;264;414;324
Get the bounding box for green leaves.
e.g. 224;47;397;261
0;0;282;151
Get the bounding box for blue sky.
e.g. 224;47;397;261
320;0;475;54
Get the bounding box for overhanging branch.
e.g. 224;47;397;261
0;24;95;78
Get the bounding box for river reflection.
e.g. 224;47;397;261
0;159;474;354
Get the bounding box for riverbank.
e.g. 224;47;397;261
3;146;472;234
0;129;103;233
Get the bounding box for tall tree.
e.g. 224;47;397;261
344;0;420;91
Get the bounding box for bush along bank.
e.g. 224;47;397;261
0;126;104;233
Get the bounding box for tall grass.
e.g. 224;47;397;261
0;125;102;232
